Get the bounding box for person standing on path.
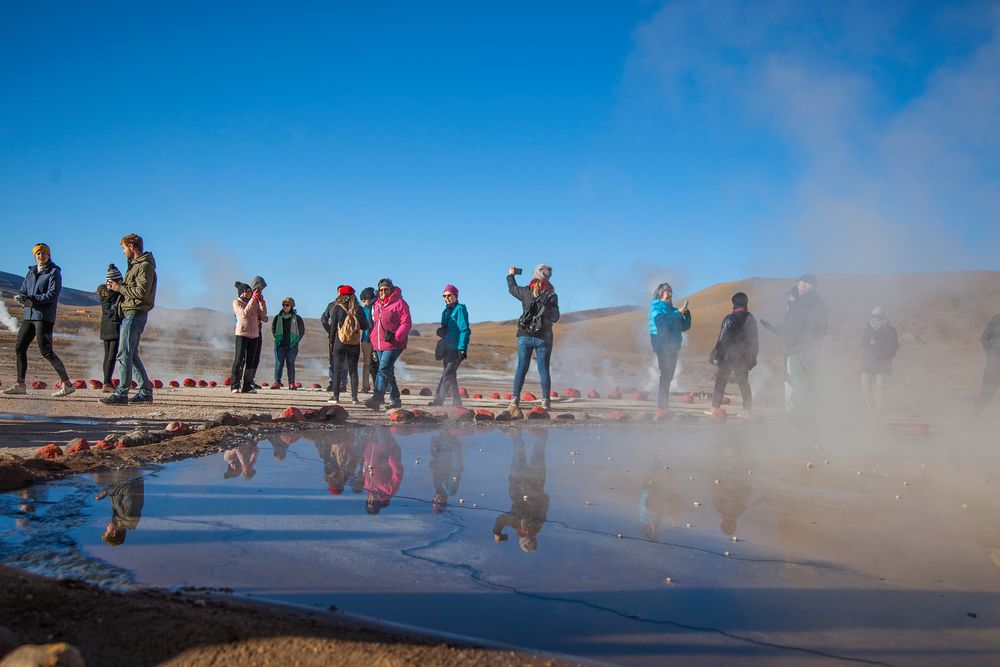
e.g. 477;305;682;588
100;234;157;405
230;281;267;394
859;306;899;417
244;276;268;388
359;287;377;393
429;284;471;407
364;278;412;411
4;243;74;396
508;264;560;411
327;285;366;405
97;264;124;391
973;313;1000;418
648;282;691;410
707;291;757;416
272;296;305;386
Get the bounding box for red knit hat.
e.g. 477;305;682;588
338;285;355;296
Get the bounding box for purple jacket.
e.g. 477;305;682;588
369;287;412;351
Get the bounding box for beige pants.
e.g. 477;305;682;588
861;372;887;416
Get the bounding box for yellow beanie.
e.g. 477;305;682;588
32;243;50;256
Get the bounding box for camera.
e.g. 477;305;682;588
513;267;523;275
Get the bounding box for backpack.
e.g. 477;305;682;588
518;297;547;336
337;301;362;345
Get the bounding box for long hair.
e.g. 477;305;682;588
652;283;673;301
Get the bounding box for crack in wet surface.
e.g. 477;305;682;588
2;424;998;665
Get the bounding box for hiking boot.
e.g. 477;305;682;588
427;399;444;406
102;384;115;393
130;393;153;404
231;387;239;393
542;398;551;410
242;388;257;394
52;384;76;398
387;400;403;410
251;382;261;390
3;383;26;395
100;393;129;405
508;399;520;410
352;397;361;405
328;396;341;404
363;397;381;412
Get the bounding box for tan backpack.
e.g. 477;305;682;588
337;301;362;345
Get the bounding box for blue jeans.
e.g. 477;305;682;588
512;335;552;399
274;345;298;384
115;313;151;397
373;349;402;404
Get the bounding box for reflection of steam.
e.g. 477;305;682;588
0;301;18;332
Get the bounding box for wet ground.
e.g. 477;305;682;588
2;422;998;666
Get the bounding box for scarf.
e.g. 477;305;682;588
274;309;303;347
528;278;554;298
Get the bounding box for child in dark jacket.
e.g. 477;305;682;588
96;264;125;391
708;292;759;415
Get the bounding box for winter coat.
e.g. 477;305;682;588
983;315;1000;356
507;275;560;339
860;323;899;374
710;309;759;369
649;299;691;350
119;252;157;315
97;285;123;341
271;310;305;348
233;296;267;338
775;290;827;360
18;262;62;323
363;431;404;504
440;302;471;351
369;287;412;351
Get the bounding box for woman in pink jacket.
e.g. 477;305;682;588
364;278;412;411
231;281;267;393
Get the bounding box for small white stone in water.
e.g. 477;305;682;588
857;471;865;476
571;460;577;464
458;498;465;504
472;503;478;508
665;577;674;584
723;550;732;557
608;456;613;461
479;448;485;453
585;501;592;506
685;522;692;528
617;533;623;539
903;481;910;487
806;462;814;469
747;470;752;475
414;458;421;464
961;503;969;509
895;495;901;501
731;536;738;542
481;492;487;497
714;479;720;485
693;501;702;507
824;459;831;465
689;476;695;480
523;495;529;501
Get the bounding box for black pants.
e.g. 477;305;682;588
654;346;679;409
245;335;262;385
435;349;463;405
974;355;1000;416
231;336;258;391
15;320;69;383
333;341;361;399
102;338;120;385
712;363;752;410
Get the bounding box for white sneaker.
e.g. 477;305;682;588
327;396;341;404
3;384;26;395
53;384;75;397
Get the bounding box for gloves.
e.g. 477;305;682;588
459;350;468;361
19;298;33;308
436;326;448;338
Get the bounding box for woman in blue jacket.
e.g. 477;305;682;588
649;282;691;409
4;243;74;397
429;284;471;406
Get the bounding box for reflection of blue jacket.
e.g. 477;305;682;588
18;263;62;323
649;299;691;350
441;303;471;351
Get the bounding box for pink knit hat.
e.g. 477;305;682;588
442;284;458;297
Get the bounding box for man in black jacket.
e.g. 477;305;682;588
708;292;759;416
860;306;899;417
973;314;1000;418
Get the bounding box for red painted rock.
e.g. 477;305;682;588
550;391;559;398
449;406;474;422
183;378;196;387
208;381;217;388
720;395;732;405
88;380;103;390
54;381;63;389
526;406;550;420
280;407;304;422
410;409;442;423
223;376;232;387
152;379;163;389
504;393;514;400
490;392;501;399
165;421;191;434
66;438;90;454
522;393;537;402
564;388;582;398
401;388;411;395
459;388;469;398
194;379;206;387
419;388;433;396
32;381;48;390
473;409;496;421
320;404;348;422
706;408;728;423
93;439;114;450
112;378;121;387
681;393;695;404
607;390;622;400
472;393;483;399
388;409;414;422
271;382;283;389
130;381;138;389
36;444;63;459
605;410;629;422
630;391;648;401
72;379;87;389
168;380;180;388
311;383;322;389
262;382;270;388
587;389;600;399
654;408;671;422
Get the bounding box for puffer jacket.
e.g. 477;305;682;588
649;299;691;350
710;309;759;368
440;302;471;351
97;285;123;341
363;431;404;504
369;287;412;351
119;252;157;315
233;296;267;338
18;262;63;323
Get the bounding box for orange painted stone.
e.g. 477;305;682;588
36;444;63;459
587;389;600;399
523;393;537;402
490;392;501;399
527;406;550;420
168;380;180;388
564;388;582;398
472;393;483;399
66;438;90;454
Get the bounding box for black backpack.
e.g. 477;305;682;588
518;297;547;336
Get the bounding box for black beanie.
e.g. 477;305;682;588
235;281;251;295
732;292;749;308
360;287;376;301
377;278;394;291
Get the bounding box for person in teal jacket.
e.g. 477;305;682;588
649;282;692;409
429;284;471;406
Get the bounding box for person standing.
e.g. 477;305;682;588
707;291;758;416
327;285;366;405
244;276;268;388
508;264;560;411
230;281;266;394
430;284;471;406
859;306;899;417
96;264;124;391
648;282;691;410
364;278;412;411
359;287;377;393
272;296;305;386
973;313;1000;418
99;234;157;405
4;243;74;396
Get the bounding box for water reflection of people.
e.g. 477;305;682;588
363;428;404;514
710;441;752;537
93;468;145;546
493;429;549;552
430;430;464;513
267;433;301;461
314;430;364;495
223;442;259;480
639;463;681;539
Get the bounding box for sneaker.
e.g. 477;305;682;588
542;399;551;410
242;388;257;394
231;388;239;394
251;382;261;390
328;396;341;404
387;400;402;410
100;393;129;405
352;398;361;405
131;393;153;404
508;399;520;410
427;399;444;406
3;383;26;395
52;384;76;398
363;397;381;412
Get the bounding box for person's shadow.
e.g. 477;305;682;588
493;429;549;552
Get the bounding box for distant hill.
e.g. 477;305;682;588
0;270;99;307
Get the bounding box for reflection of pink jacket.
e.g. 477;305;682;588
370;288;412;351
363;436;404;502
233;296;267;338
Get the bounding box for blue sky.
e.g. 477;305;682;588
2;1;998;322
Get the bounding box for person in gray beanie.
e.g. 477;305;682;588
507;263;560;411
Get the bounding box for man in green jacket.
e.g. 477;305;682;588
100;233;157;405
